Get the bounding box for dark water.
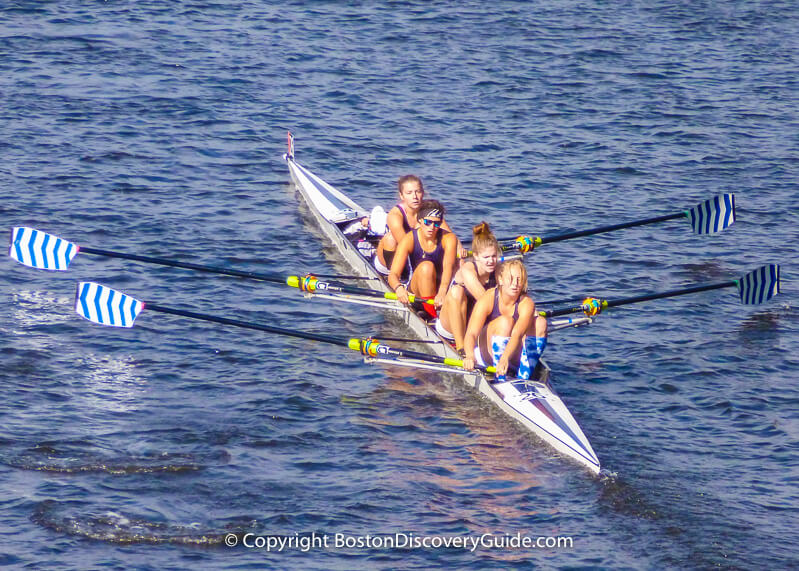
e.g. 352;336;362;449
2;2;797;569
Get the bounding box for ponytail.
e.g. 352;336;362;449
471;221;500;256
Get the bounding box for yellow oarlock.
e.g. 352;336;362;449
348;338;381;357
297;275;319;292
515;235;542;254
286;274;319;291
582;297;605;317
348;339;496;374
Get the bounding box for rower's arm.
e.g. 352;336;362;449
461;262;488;300
436;233;459;303
384;208;409;248
387;233;413;297
462;289;493;366
503;297;536;361
441;220;465;258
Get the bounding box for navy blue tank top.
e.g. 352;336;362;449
396;204;413;233
488;286;520;322
409;228;446;281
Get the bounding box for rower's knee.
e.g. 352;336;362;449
448;283;466;303
412;261;438;295
443;286;463;312
489;315;514;337
415;260;436;280
380;233;397;250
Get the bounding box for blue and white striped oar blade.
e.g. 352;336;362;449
9;227;78;270
738;264;781;305
686;194;735;234
75;282;144;328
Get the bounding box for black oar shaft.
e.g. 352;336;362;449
543;279;738;318
144;304;467;370
604;280;737;309
80;247;287;285
144;303;350;347
536;212;685;245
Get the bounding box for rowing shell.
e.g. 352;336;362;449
284;144;601;475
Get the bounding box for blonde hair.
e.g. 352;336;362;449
471;221;500;256
498;258;528;294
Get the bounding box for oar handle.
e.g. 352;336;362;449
79;246;286;284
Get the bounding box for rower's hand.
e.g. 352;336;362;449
462;355;475;371
395;284;410;305
434;291;446;310
496;355;510;377
457;244;468;259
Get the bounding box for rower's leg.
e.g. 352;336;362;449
375;232;398;271
408;260;437;298
519;315;549;380
533;314;548;357
439;284;467;350
485;315;514;381
486;315;514;338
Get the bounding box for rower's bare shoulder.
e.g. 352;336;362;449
386;206;403;223
476;286;496;304
398;230;415;249
519;295;537;314
460;260;478;279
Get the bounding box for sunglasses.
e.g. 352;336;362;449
422;218;442;228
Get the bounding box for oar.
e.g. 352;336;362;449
541;264;781;318
482;194;735;253
285;275;433;305
5;226;292;283
7;227;379;283
72;282;488;372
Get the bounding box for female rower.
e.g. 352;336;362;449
374;175;461;273
387;199;458;316
461;259;548;381
374;174;425;276
436;221;499;354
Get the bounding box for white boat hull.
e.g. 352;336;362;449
285;152;600;474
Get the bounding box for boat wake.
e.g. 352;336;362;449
32;501;253;546
2;443;229;475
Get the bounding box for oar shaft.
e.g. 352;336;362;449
144;303;350;347
535;212;685;245
543;279;738;317
79;246;286;285
349;338;495;374
604;280;737;308
145;304;481;373
287;276;433;305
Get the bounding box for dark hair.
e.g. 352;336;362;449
397;174;424;194
418;199;445;219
